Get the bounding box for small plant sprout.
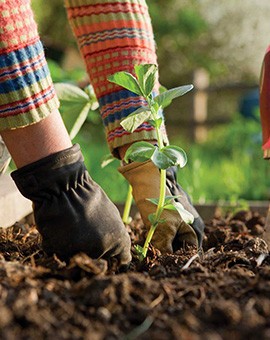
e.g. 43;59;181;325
121;185;133;224
108;64;195;260
101;155;133;225
55;83;99;140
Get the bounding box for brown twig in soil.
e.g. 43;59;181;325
162;283;175;306
181;253;200;270
149;293;164;309
21;227;38;243
22;250;41;264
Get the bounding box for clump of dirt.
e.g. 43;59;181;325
0;209;270;340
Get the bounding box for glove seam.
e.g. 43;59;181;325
118;159;153;174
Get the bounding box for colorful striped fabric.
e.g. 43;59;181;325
65;0;168;154
0;0;59;130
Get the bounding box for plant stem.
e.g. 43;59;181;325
156;121;164;149
142;168;166;258
149;102;164;149
140;105;167;259
122;185;133;224
142;223;157;258
156;169;166;215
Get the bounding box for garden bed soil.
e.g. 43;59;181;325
0;209;270;339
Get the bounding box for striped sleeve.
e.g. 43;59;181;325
0;0;59;130
65;0;168;154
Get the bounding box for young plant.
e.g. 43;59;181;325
101;154;133;224
55;83;99;140
108;64;195;260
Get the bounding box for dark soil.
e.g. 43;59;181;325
1;209;270;340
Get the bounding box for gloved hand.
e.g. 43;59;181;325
12;144;131;266
119;160;205;253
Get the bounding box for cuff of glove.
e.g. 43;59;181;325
118;159;157;176
11;144;84;197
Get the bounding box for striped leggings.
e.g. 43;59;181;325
0;0;167;154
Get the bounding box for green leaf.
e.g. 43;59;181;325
159;84;168;94
120;107;151;132
108;72;143;96
164;202;194;224
148;117;163;129
146;198;159;205
148;213;157;225
69;103;91;140
161;145;187;168
84;84;99;110
151;146;187;169
158;218;167;224
154;84;194;108
134;245;145;261
124;142;156;163
135;64;158;97
135;244;144;253
55;83;92;138
87;110;100;124
164;195;181;205
55;83;89;104
151;149;175;169
148;214;167;226
101;154;116;168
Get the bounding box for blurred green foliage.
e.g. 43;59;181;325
148;1;222;84
47;60;85;83
32;0;74;51
177;116;270;203
55;82;100;140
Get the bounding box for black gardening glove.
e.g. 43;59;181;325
166;166;205;249
12;144;131;265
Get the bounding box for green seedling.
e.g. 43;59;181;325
55;83;99;140
121;185;133;225
101;154;133;224
108;64;195;260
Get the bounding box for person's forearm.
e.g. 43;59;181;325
1;110;72;168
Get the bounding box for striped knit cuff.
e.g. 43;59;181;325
0;0;59;131
65;0;168;155
0;40;59;131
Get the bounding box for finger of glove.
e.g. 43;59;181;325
166;174;205;244
108;248;131;273
167;181;199;217
170;184;205;246
173;226;198;251
117;245;132;268
151;227;174;254
152;237;174;254
104;233;132;269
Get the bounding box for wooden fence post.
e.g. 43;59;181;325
192;68;209;142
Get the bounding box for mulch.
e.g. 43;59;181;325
0;209;270;340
